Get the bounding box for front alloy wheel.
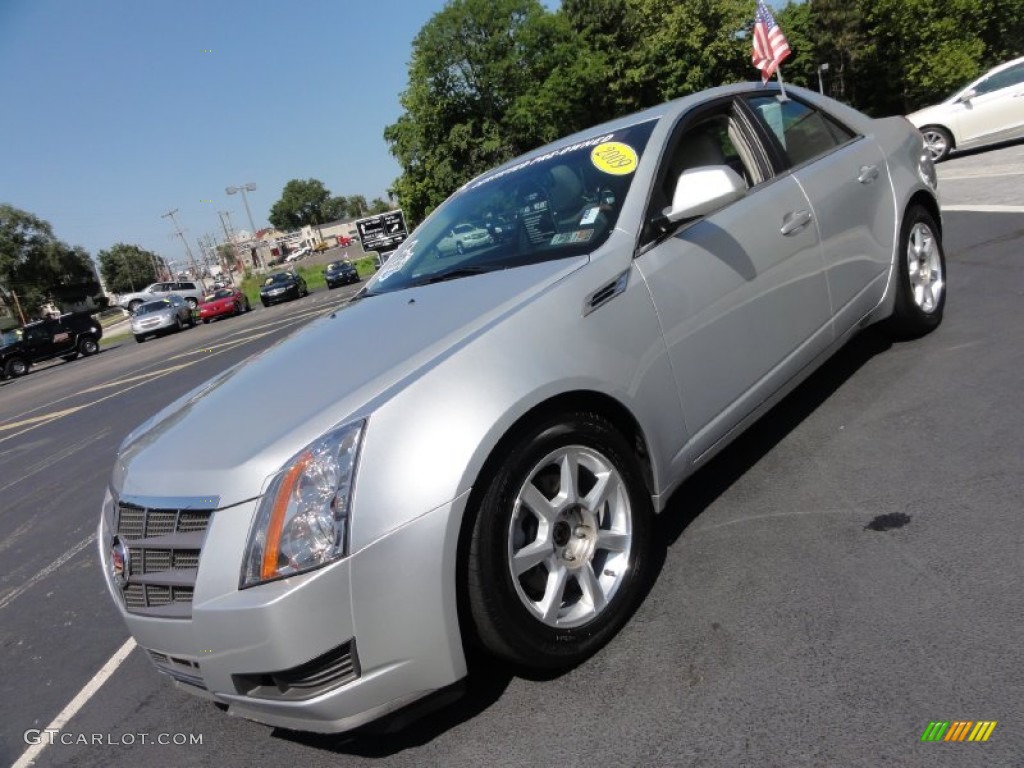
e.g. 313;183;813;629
466;412;653;669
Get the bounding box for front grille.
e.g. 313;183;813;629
233;641;360;701
114;497;216;619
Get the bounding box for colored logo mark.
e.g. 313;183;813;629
921;721;997;742
201;49;213;53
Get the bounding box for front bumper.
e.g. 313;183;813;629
98;490;469;733
131;315;177;335
261;288;299;305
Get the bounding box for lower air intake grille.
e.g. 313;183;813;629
233;640;360;701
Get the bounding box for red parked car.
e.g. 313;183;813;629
199;287;251;323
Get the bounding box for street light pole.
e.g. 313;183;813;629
817;62;829;95
226;183;258;237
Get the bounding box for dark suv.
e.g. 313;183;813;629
0;313;103;379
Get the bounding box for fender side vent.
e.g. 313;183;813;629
584;270;629;316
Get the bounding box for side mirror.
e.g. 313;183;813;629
664;165;747;223
957;88;977;103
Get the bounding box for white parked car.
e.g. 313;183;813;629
286;246;311;262
907;56;1024;161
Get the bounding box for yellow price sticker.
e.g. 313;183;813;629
591;142;638;175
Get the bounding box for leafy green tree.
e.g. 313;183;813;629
268;179;333;230
97;243;161;294
385;0;607;221
345;195;368;218
323;195;349;222
0;204;98;317
367;197;391;215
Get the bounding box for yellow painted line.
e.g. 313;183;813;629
0;406;85;432
78;362;195;393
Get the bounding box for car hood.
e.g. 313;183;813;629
113;257;587;505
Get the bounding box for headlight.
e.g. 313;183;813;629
241;419;365;588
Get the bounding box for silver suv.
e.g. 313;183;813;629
118;281;206;312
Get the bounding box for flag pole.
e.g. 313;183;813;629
776;66;789;101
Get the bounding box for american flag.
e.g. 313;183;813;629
752;0;791;83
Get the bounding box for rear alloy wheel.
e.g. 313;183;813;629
4;357;29;378
920;126;952;162
466;412;654;670
174;317;184;333
887;206;946;338
78;337;99;356
186;297;198;311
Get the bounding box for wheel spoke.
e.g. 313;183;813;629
558;451;580;506
583;469;618;513
596;529;630;554
512;538;552;576
576;563;606;615
521;483;558;525
539;564;569;623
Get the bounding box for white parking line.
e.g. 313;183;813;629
11;637;137;768
942;204;1024;213
0;533;96;611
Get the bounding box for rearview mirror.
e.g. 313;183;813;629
957;88;977;103
664;165;747;223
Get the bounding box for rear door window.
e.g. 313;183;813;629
745;96;856;168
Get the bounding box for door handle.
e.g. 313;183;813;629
858;165;880;184
780;209;813;236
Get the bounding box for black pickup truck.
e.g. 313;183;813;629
0;313;104;379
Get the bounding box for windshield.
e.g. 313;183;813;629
1;329;23;347
208;288;235;300
135;300;173;315
363;119;657;296
264;273;293;285
326;261;349;271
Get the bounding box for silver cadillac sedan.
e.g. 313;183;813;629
99;83;945;734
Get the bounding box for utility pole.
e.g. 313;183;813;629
162;209;201;278
219;211;243;276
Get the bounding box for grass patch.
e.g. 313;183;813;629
97;308;129;327
101;331;132;347
241;259;378;305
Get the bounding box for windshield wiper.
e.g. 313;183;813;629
408;265;501;287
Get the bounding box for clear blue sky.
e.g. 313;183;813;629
0;0;558;268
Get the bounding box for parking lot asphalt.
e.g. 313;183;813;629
1;169;1023;766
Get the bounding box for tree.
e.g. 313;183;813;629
97;243;161;294
0;204;98;318
268;179;333;230
385;0;607;221
367;197;391;215
345;195;368;218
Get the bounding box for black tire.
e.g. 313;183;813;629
465;412;654;670
135;335;145;344
188;312;196;328
920;125;953;162
886;206;947;339
78;336;99;356
62;353;79;362
186;297;198;311
4;357;30;378
202;318;210;324
174;317;184;333
243;298;251;312
262;300;269;308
